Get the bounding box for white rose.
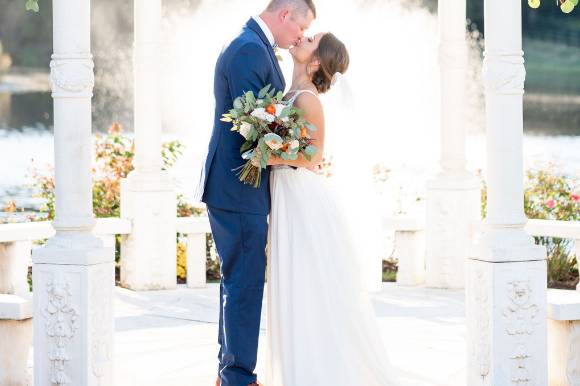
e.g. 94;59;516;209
251;108;266;119
239;122;252;140
250;108;276;123
289;139;300;151
275;103;286;117
281;117;289;123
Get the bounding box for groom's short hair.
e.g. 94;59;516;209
266;0;317;18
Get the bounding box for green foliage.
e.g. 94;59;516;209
528;0;578;13
25;122;218;281
30;123;201;259
25;0;39;12
481;168;580;288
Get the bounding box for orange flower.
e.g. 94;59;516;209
280;143;289;152
300;127;308;138
266;104;276;115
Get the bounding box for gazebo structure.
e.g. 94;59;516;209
0;0;556;384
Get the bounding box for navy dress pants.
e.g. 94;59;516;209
207;206;268;386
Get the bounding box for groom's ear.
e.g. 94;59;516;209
279;9;290;22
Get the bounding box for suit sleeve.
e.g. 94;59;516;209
226;42;272;99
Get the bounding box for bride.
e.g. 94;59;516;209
266;32;399;386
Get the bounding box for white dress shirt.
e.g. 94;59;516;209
252;15;276;47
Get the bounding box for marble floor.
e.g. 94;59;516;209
113;282;466;386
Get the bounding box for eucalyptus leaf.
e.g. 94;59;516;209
245;91;256;105
233;98;243;110
304;145;317;156
240;141;254;154
259;139;269;155
258;84;271;99
279;106;292;118
306;122;318;132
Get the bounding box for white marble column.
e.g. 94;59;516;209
466;0;548;384
120;0;177;290
425;0;480;289
31;0;115;384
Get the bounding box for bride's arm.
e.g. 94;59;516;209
268;92;325;168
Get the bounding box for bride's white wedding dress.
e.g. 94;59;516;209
265;90;399;386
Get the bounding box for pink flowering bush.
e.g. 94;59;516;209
481;167;579;288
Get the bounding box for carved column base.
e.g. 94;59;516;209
466;258;547;386
120;171;177;290
425;174;480;288
32;242;114;386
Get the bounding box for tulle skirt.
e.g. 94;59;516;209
266;166;399;386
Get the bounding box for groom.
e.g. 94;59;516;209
195;1;316;385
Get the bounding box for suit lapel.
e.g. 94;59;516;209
246;18;285;90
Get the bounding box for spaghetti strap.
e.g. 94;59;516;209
287;89;318;104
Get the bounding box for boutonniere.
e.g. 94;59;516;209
274;46;283;62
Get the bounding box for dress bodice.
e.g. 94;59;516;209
285;89;318;105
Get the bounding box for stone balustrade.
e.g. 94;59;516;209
176;216;212;289
383;215;426;286
0;229;33;386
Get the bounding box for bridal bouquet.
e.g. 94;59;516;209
221;84;318;188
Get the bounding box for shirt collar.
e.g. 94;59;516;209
252;15;277;48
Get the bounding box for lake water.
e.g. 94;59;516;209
1;89;579;222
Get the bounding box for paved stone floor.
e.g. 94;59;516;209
113;283;466;386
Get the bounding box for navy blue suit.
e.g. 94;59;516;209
197;18;285;386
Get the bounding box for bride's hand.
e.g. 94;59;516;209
267;156;280;166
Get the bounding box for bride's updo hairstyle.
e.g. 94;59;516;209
311;33;349;94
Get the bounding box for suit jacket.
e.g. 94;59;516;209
196;18;286;215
